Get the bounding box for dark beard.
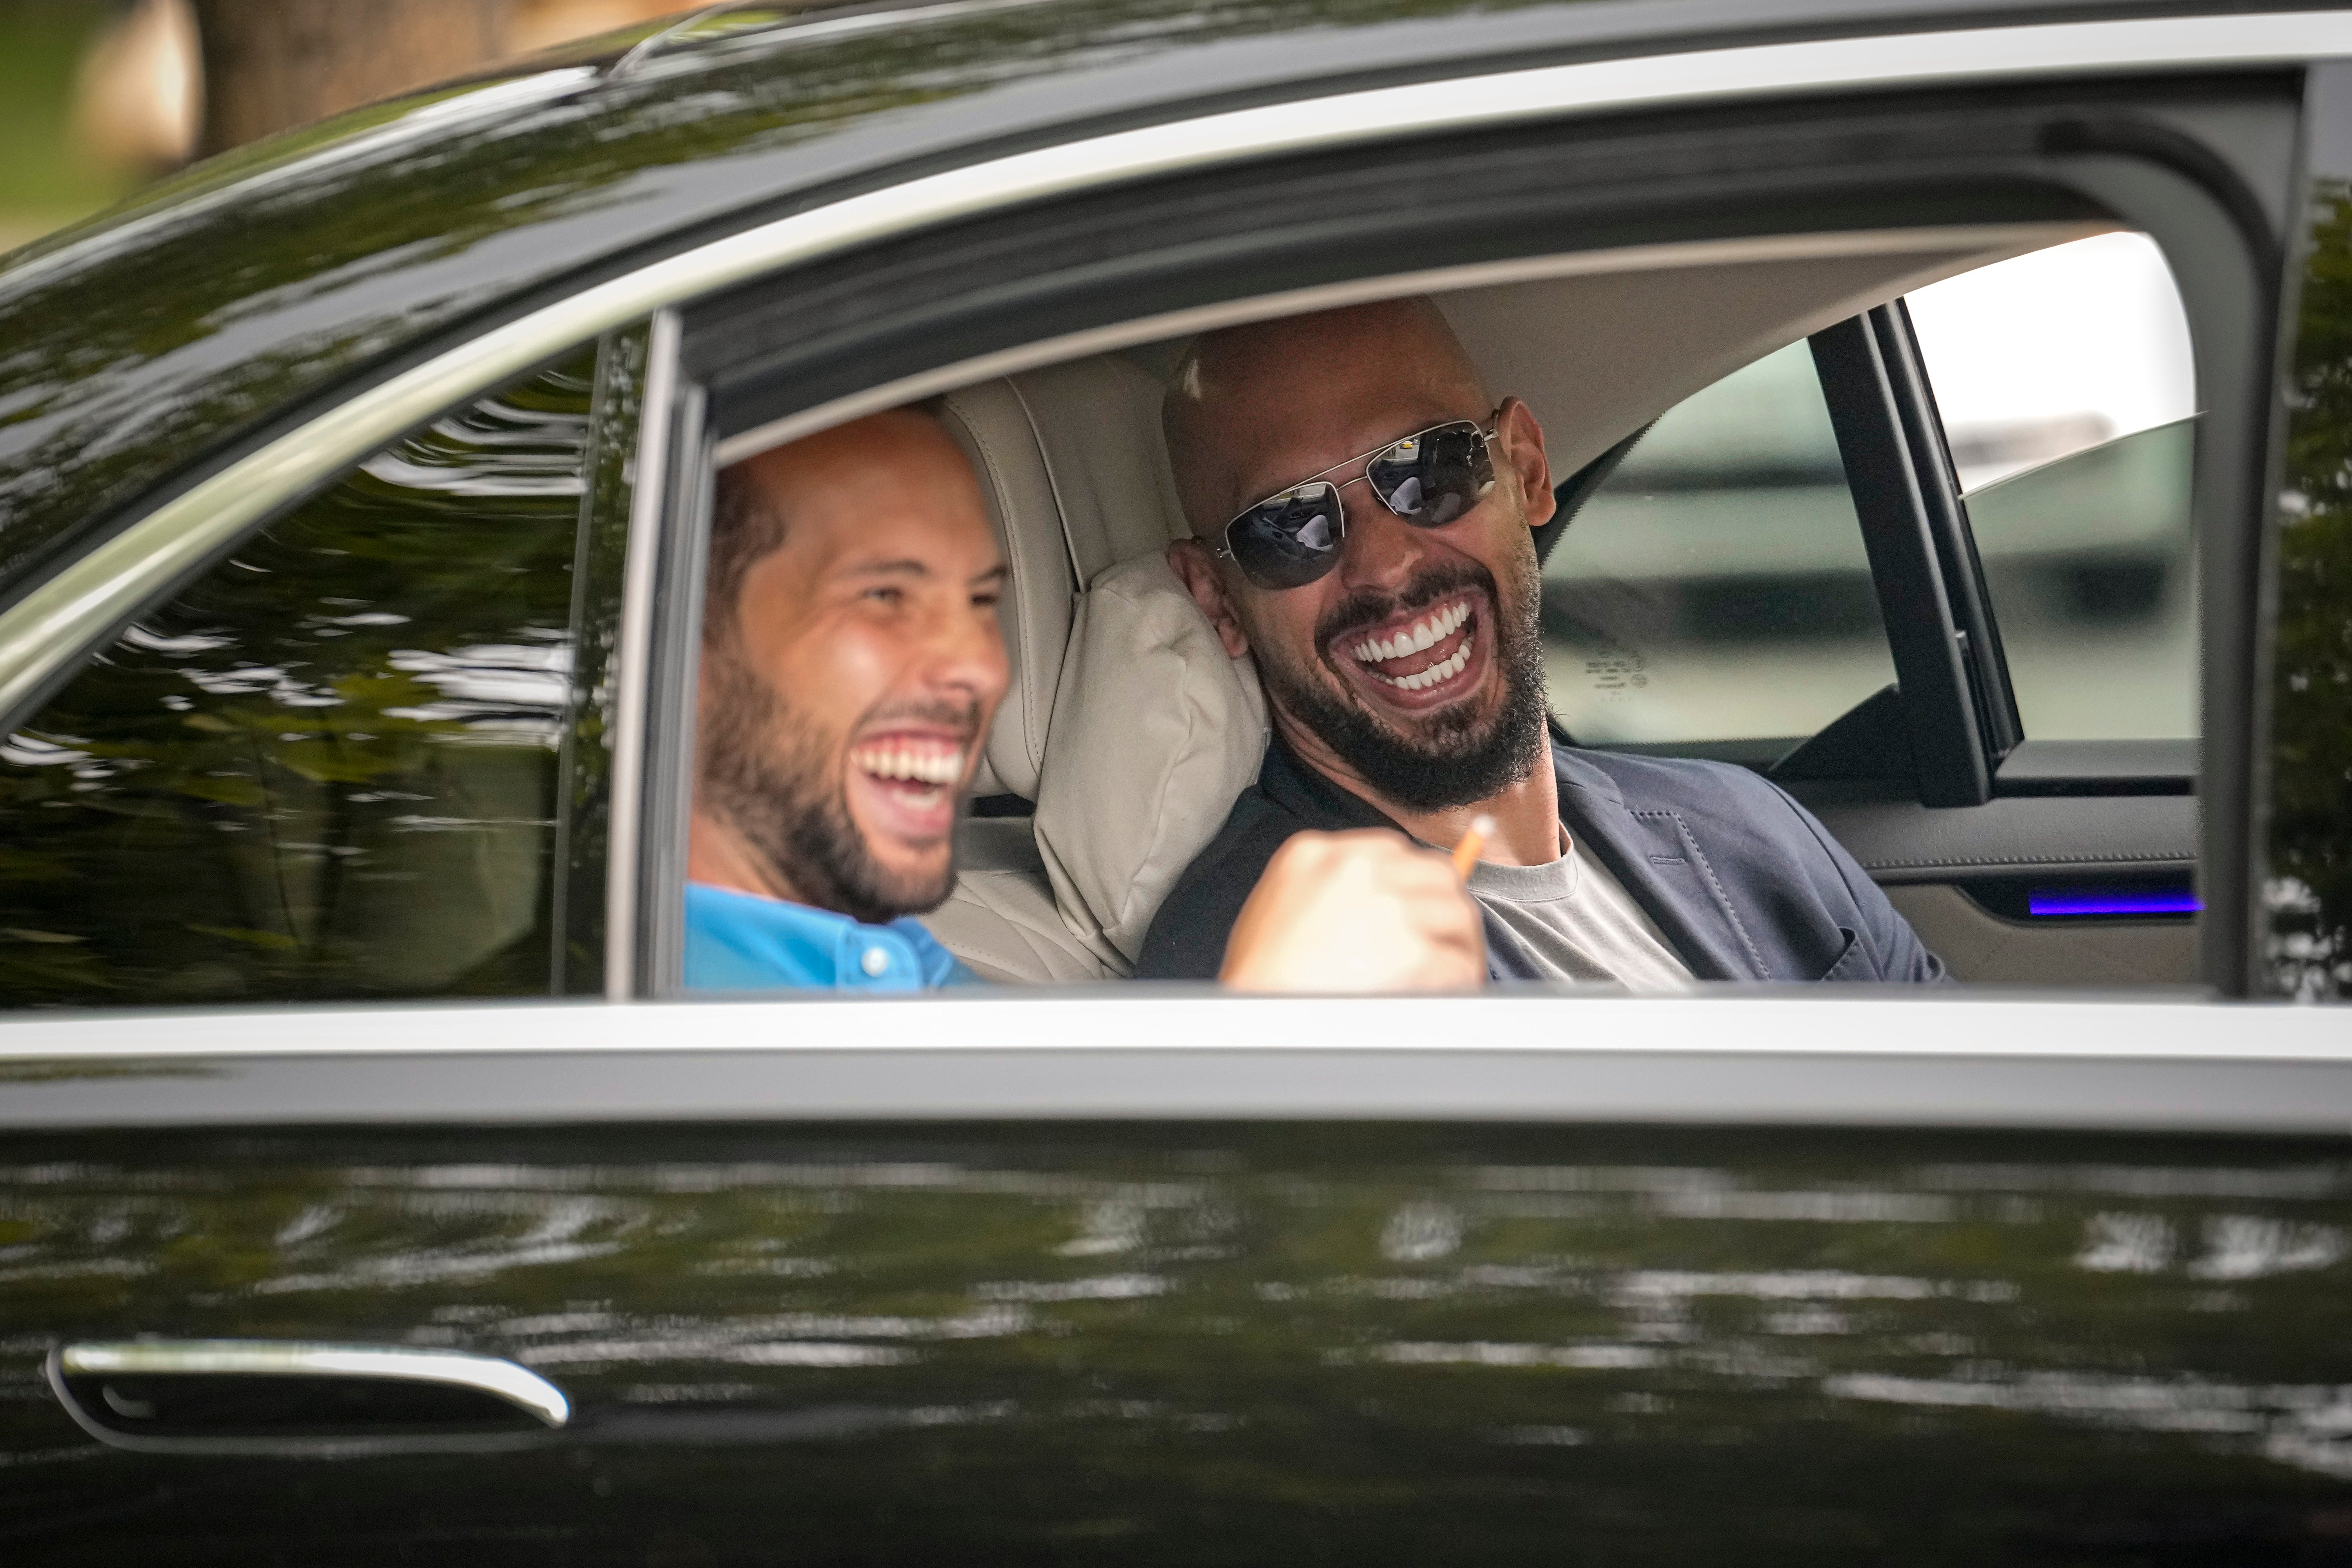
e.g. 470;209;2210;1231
1252;549;1550;814
696;648;959;925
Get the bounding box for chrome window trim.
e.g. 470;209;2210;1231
0;996;2346;1132
3;12;2347;738
605;310;681;1002
51;1340;571;1428
4;993;2340;1064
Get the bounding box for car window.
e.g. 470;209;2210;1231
0;348;600;1007
1540;340;1896;755
1906;233;2199;741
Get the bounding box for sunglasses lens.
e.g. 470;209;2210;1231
1227;484;1345;589
1367;423;1494;525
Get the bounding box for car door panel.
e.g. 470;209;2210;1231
6;1120;2350;1563
1787;787;2198;885
1879;882;2199;984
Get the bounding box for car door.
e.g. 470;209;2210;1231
3;12;2349;1564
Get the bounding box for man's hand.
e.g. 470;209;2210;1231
1219;829;1486;992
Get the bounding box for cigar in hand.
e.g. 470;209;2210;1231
1450;814;1496;879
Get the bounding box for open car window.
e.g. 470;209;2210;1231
672;226;2217;996
1907;233;2199;744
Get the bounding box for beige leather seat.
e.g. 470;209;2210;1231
920;354;1271;982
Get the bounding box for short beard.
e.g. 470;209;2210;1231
1252;545;1551;814
696;645;958;925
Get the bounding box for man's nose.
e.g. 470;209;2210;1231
1335;482;1441;591
918;599;1010;705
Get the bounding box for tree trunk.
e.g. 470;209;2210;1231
191;0;515;155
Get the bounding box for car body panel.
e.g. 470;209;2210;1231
0;0;2342;602
4;1119;2350;1562
0;996;2345;1131
0;4;2346;1552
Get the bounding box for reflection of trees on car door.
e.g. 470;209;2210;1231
0;338;646;1006
2270;181;2352;1002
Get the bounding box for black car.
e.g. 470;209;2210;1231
0;0;2347;1560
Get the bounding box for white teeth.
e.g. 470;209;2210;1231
1350;600;1471;666
853;745;965;785
1375;640;1472;692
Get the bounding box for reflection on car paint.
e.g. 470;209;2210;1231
2270;176;2352;1002
0;351;597;1006
0;0;1537;593
2;1126;2348;1559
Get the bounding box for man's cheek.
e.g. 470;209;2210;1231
807;622;900;724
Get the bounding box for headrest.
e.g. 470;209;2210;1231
937;356;1189;799
1033;552;1268;971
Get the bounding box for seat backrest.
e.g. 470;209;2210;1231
937;356;1189;801
926;354;1246;981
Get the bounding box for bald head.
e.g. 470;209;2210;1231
1163;298;1490;535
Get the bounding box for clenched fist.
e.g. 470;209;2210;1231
1218;829;1486;993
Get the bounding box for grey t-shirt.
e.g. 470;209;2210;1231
1465;834;1695;990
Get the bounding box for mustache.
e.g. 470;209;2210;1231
851;695;985;744
1314;561;1496;650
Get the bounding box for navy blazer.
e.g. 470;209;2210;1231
1135;737;1946;984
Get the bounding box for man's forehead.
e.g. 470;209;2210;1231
738;416;997;573
1182;307;1488;521
1214;385;1478;521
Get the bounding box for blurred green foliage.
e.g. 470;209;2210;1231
0;0;138;238
2272;181;2352;1000
0;348;598;1005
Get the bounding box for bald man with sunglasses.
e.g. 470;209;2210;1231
1143;298;1945;987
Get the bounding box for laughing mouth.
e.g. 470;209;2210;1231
848;738;968;809
1343;595;1476;693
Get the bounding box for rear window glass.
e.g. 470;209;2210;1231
1541;340;1895;752
0;350;598;1006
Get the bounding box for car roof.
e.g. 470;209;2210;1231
0;0;2247;597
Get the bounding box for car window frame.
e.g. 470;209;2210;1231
621;76;2301;1000
0;25;2315;1012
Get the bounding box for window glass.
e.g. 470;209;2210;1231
0;350;598;1007
1541;341;1895;751
1906;233;2198;740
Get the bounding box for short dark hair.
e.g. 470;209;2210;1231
703;463;789;647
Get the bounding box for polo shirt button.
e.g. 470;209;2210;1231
861;946;889;978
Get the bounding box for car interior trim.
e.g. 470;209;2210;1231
1809;314;1994;806
706;224;2102;463
0;11;2341;733
604;310;680;1004
51;1340;571;1430
1876;299;2025;761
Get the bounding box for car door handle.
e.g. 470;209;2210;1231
47;1339;570;1454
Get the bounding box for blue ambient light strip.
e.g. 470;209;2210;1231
2029;887;2202;917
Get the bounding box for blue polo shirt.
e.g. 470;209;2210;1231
684;883;973;992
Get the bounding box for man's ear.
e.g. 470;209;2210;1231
1167;538;1252;658
1496;396;1555;530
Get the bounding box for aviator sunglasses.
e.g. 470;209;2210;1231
1214;413;1500;590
